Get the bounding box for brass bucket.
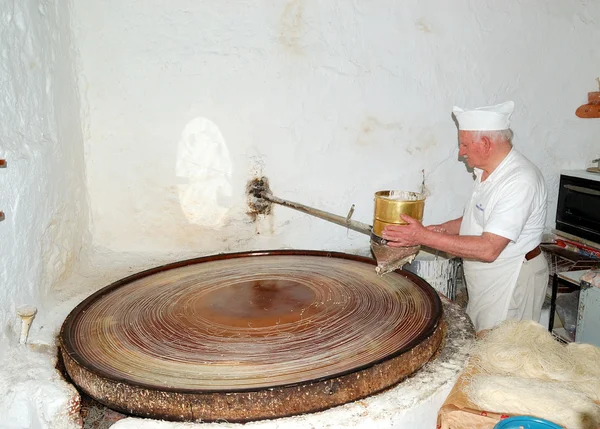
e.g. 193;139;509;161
372;190;426;238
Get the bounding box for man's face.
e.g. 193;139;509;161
458;131;486;168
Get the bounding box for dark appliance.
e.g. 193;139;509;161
556;171;600;244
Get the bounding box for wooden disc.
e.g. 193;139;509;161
60;250;443;421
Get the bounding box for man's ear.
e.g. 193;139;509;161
480;136;492;152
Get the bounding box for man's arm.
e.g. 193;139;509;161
426;217;463;235
383;215;510;263
420;230;510;262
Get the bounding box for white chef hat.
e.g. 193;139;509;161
452;101;514;131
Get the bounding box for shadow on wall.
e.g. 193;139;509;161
176;117;233;227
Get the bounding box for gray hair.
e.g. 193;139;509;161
472;129;513;144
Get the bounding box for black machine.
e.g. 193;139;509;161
556;172;600;245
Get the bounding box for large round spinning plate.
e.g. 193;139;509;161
60;250;443;422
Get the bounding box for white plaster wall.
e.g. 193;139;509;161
0;1;87;427
72;1;600;258
0;0;87;331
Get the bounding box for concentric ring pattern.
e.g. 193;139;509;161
61;252;440;392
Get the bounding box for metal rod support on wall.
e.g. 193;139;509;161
260;191;372;236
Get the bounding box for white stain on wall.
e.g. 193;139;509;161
176;117;232;227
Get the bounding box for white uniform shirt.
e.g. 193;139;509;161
460;148;547;257
460;148;547;331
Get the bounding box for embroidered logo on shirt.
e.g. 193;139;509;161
476;203;484;212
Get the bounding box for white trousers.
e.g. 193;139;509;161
506;253;549;323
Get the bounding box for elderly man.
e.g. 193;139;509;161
382;101;549;334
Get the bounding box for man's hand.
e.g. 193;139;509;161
381;214;427;247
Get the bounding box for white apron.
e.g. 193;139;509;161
463;257;523;331
461;190;525;332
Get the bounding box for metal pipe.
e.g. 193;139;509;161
260;191;372;236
